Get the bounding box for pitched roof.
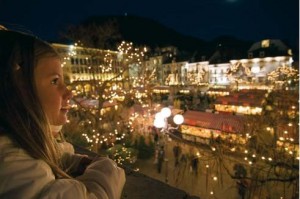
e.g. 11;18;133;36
183;110;244;133
248;39;291;57
214;89;267;107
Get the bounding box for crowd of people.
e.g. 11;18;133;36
152;130;200;177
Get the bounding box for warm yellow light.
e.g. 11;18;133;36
161;107;171;118
154;118;165;128
251;65;260;73
173;114;184;125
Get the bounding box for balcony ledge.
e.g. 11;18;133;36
74;145;200;199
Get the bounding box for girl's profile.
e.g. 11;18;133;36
0;28;125;199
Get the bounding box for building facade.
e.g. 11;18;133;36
52;39;295;95
52;43;129;95
146;39;294;91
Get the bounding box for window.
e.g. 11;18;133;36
261;40;270;48
259;51;265;58
248;52;253;59
258;77;264;83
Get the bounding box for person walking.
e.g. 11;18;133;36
180;153;188;171
236;179;248;199
173;143;182;167
157;145;165;173
191;155;199;175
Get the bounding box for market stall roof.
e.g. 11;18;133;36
214;89;267;107
183;110;244;133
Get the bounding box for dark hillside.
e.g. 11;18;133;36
81;15;208;53
60;15;263;61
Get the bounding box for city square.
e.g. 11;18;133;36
0;1;298;198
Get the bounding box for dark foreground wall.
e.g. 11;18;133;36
75;146;200;199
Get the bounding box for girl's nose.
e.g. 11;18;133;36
64;87;73;100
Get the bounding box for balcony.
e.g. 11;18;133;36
75;145;200;199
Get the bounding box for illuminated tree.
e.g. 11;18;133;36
207;90;299;198
267;65;299;90
129;57;157;107
59;21;161;161
61;23;149;154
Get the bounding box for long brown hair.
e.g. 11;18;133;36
0;30;70;178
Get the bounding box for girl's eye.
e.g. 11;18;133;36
51;78;59;85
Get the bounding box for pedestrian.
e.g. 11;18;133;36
0;29;125;198
180;153;188;167
179;153;188;176
236;179;248;199
173;143;182;167
154;131;159;144
157;145;165;173
153;147;159;164
191;155;199;175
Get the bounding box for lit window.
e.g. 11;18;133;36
261;40;270;48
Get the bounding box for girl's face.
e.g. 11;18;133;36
34;57;72;126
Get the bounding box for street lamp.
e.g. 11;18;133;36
153;107;184;183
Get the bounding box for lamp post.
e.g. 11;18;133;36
153;107;184;183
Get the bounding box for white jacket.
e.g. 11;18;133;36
0;135;125;199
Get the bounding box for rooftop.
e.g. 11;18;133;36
214;89;267;107
182;110;244;133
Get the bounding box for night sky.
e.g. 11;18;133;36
0;0;299;48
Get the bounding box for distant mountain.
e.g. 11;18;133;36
81;15;209;52
63;15;259;60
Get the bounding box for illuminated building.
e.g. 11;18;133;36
52;39;295;93
145;39;294;90
52;43;129;95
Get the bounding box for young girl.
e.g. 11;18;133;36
0;29;125;198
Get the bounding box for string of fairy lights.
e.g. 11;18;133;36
227;62;252;84
173;62;299;197
216;101;298;197
60;40;298;198
267;64;299;86
225;61;298;177
62;40;152;162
